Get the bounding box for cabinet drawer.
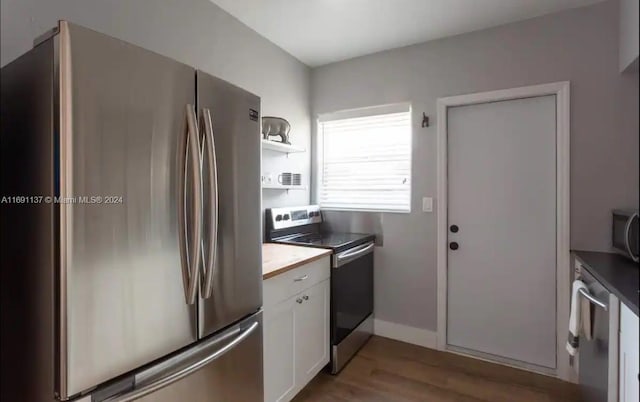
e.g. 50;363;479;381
264;256;330;307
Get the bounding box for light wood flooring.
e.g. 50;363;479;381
293;336;582;402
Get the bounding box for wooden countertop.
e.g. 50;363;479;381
262;243;332;280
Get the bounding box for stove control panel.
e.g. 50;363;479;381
268;205;322;230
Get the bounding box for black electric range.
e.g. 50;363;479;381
265;205;375;374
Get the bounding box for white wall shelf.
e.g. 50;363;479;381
262;185;308;191
261;139;305;154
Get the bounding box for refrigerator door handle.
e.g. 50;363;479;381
178;104;202;305
201;108;218;298
100;320;259;402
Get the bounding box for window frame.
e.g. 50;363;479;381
314;103;413;214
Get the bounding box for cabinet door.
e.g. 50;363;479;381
264;298;296;402
295;280;330;385
619;303;639;402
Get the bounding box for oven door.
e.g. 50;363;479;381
331;242;374;345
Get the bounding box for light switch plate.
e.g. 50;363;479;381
422;197;433;212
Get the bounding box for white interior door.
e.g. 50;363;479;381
446;95;557;369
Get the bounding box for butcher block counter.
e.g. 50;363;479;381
262;243;331;280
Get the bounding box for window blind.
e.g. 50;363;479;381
318;111;411;212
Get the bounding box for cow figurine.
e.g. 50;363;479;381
262;117;291;145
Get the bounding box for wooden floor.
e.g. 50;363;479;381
293;336;581;402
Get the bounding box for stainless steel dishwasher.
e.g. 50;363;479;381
578;265;620;402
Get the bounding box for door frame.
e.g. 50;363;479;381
435;81;572;381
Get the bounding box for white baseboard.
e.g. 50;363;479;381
373;319;438;349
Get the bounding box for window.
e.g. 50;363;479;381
317;105;412;212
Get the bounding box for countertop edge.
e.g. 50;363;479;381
573;251;639;316
262;249;332;280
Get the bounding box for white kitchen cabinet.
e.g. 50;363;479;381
263;257;330;402
263;297;297;402
619;302;639;402
295;279;330;386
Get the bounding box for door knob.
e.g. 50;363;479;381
450;225;459;233
449;242;459;250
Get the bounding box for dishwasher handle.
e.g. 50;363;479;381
578;287;608;311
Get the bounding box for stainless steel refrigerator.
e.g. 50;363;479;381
0;21;263;402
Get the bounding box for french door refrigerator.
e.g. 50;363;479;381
0;21;263;402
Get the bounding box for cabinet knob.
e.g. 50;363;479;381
296;298;303;304
303;295;309;300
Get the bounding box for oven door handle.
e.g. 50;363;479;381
334;242;374;268
578;287;608;311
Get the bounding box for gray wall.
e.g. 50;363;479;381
311;0;639;331
0;0;311;212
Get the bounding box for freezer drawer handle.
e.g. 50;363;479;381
177;104;203;305
101;321;259;402
201;108;219;298
578;287;608;311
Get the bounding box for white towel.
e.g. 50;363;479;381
566;279;588;356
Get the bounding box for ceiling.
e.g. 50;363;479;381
210;0;606;67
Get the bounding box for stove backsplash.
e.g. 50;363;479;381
321;210;384;246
